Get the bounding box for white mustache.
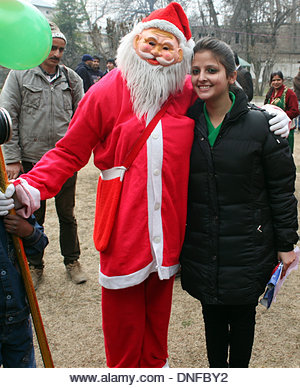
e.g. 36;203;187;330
139;51;154;59
157;57;175;66
138;50;175;66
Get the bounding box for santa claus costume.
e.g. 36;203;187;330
3;0;293;368
13;3;197;367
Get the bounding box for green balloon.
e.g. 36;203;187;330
0;0;52;70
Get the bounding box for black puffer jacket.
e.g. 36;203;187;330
180;88;298;305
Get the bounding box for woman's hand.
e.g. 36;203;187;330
278;250;296;278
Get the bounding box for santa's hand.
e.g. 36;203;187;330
262;104;290;138
13;178;41;218
0;184;15;216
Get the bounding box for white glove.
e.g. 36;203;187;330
262;104;290;138
13;178;41;218
0;184;15;216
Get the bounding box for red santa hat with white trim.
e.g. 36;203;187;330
134;2;194;50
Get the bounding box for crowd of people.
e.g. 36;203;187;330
75;54;116;92
0;2;299;369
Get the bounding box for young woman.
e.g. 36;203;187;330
180;37;298;368
264;71;299;152
293;67;300;130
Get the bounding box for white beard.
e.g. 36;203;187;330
116;29;192;119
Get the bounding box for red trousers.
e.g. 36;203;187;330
102;273;175;368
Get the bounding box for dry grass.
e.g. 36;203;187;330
33;134;300;368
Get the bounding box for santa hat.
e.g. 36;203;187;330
134;2;194;49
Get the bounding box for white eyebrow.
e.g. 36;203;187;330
145;35;176;46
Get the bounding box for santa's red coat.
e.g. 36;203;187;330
21;69;197;289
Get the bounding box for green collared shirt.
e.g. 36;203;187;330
204;91;236;147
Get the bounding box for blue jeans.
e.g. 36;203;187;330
0;318;36;368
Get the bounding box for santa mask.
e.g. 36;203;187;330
116;2;194;118
134;28;183;67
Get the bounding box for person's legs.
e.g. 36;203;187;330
55;173;80;265
102;281;146;368
102;273;174;368
55;173;86;283
228;304;256;368
201;304;229;367
140;273;174;368
1;318;36;368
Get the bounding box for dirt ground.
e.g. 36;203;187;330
32;129;300;369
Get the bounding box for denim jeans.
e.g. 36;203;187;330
23;162;80;267
0;318;36;368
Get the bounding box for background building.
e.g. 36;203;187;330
29;0;55;20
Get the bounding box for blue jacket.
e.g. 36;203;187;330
0;216;48;325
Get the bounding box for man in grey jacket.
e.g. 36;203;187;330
0;22;86;289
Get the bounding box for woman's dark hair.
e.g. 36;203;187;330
269;71;284;85
193;37;236;77
264;71;284;104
